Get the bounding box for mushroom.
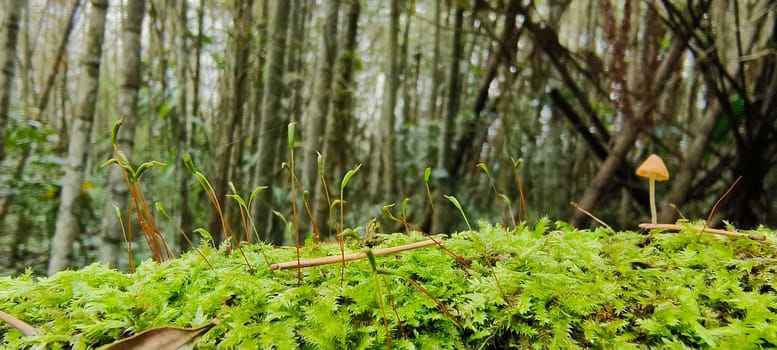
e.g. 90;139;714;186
636;154;669;224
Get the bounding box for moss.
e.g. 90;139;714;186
1;221;776;349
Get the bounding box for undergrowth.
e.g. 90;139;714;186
1;219;776;349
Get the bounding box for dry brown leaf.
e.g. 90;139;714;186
98;319;218;350
0;310;40;336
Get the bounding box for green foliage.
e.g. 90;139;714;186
2;224;777;349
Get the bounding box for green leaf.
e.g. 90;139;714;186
193;228;213;244
424;167;432;183
287;122;296;150
316;152;325;177
227;194;247;208
183;154;196;174
135;161;165;181
382;204;398;221
444;195;471;230
248;186;269;206
476;163;490;177
154;202;167;216
340;164;362;192
110;118;123;146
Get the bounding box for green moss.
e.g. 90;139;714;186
1;221;776;349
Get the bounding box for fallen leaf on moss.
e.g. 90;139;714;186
98;319;218;350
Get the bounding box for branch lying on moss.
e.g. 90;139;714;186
270;239;439;270
639;223;767;241
0;310;39;336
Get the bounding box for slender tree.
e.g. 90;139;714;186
304;0;341;238
35;0;80;121
0;0;24;164
285;0;307;137
209;0;253;242
99;0;146;266
427;0;442;121
173;0;192;251
433;3;464;234
323;0;359;206
253;0;292;244
380;0;400;199
49;0;110;275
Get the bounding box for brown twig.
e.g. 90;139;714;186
638;223;766;242
270;240;438;270
0;311;40;336
570;202;613;231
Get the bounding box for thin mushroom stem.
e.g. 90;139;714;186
649;178;657;224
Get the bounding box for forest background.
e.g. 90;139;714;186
1;0;776;276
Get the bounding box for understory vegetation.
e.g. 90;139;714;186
2;219;776;349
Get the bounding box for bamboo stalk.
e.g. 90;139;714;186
271;239;439;270
638;223;767;242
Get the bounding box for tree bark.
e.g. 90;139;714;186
49;0;109;275
304;0;341;237
0;0;24;164
174;0;192;251
433;4;464;234
380;0;400;199
253;0;291;244
35;0;80;121
320;0;359;239
99;0;145;267
424;0;442;161
209;0;253;243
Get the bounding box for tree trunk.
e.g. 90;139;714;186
424;0;442;160
0;0;23;164
191;0;205;149
174;0;192;252
48;0;109;275
35;0;80;121
380;0;400;199
286;0;307;141
253;0;291;244
432;4;464;234
320;0;359;239
304;0;341;237
99;0;145;267
209;0;253;243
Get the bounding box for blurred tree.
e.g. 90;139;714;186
0;0;24;164
99;0;145;266
49;0;110;275
173;0;193;251
304;0;341;239
35;0;80;124
321;0;360;235
433;3;464;234
209;0;253;243
379;0;400;200
253;1;292;244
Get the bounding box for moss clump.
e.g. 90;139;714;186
2;219;776;349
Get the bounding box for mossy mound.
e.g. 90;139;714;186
1;219;776;349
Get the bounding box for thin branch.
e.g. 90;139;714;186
0;311;40;336
638;223;766;242
271;239;438;270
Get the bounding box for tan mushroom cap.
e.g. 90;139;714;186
636;154;669;181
